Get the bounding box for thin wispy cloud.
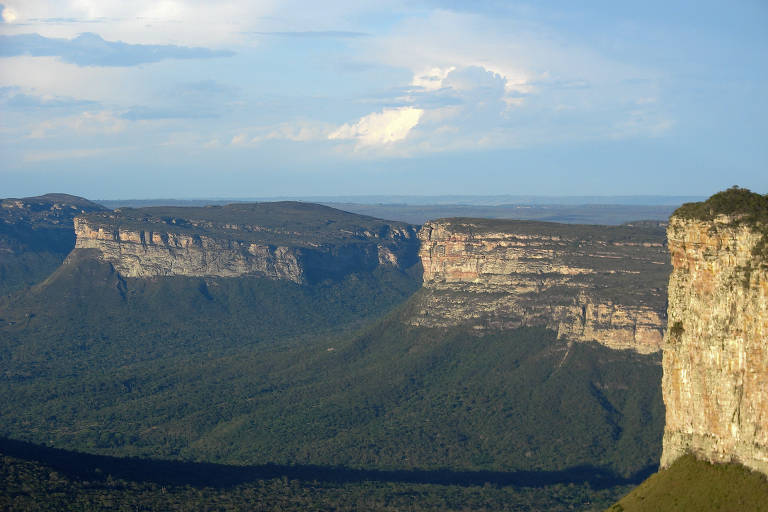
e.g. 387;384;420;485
0;32;234;66
250;30;369;39
2;91;99;110
120;106;219;121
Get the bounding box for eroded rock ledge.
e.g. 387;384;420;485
73;202;420;284
661;206;768;475
410;219;670;354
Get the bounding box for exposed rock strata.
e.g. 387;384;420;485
73;203;420;284
411;219;670;353
661;213;768;475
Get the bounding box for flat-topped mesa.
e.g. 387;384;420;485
412;218;670;353
73;202;420;284
661;187;768;475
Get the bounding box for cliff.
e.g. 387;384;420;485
73;202;420;284
661;188;768;475
411;218;670;353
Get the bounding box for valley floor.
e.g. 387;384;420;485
1;438;634;511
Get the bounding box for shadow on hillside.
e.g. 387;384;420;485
0;437;655;490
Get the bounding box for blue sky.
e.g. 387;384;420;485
0;0;765;199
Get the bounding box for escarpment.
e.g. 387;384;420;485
73;202;420;284
661;188;768;475
411;218;670;353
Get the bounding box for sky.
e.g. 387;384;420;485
0;0;766;199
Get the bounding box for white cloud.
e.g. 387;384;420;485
26;110;125;139
0;56;138;104
1;6;18;23
0;0;396;47
0;0;279;46
329;107;423;147
412;66;456;91
252;121;334;143
230;133;247;146
23;146;128;162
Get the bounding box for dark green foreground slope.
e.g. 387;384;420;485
608;455;768;512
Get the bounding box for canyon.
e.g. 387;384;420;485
71;205;671;353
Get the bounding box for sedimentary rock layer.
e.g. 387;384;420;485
661;214;768;475
73;202;420;284
411;219;670;353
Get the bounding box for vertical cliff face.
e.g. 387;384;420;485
412;218;670;353
661;189;768;475
72;202;420;284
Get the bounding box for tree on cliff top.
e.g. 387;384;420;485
673;186;768;223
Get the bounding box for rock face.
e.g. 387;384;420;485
73;202;420;284
411;219;670;353
661;201;768;474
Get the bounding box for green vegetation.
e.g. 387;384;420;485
0;198;670;508
674;187;768;269
0;254;663;482
0;440;633;511
673;186;768;224
669;321;684;343
431;217;668;243
607;455;768;511
0;193;106;295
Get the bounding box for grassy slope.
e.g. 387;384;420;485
608;455;768;512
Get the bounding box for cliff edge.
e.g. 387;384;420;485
661;187;768;474
73;202;420;284
412;218;670;353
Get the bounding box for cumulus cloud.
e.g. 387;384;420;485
329;107;423;147
0;32;234;66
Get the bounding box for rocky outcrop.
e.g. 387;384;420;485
73;202;420;284
0;194;108;294
1;193;106;255
661;202;768;474
410;219;670;353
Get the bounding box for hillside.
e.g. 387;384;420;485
0;258;663;479
0;193;106;295
608;455;768;511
